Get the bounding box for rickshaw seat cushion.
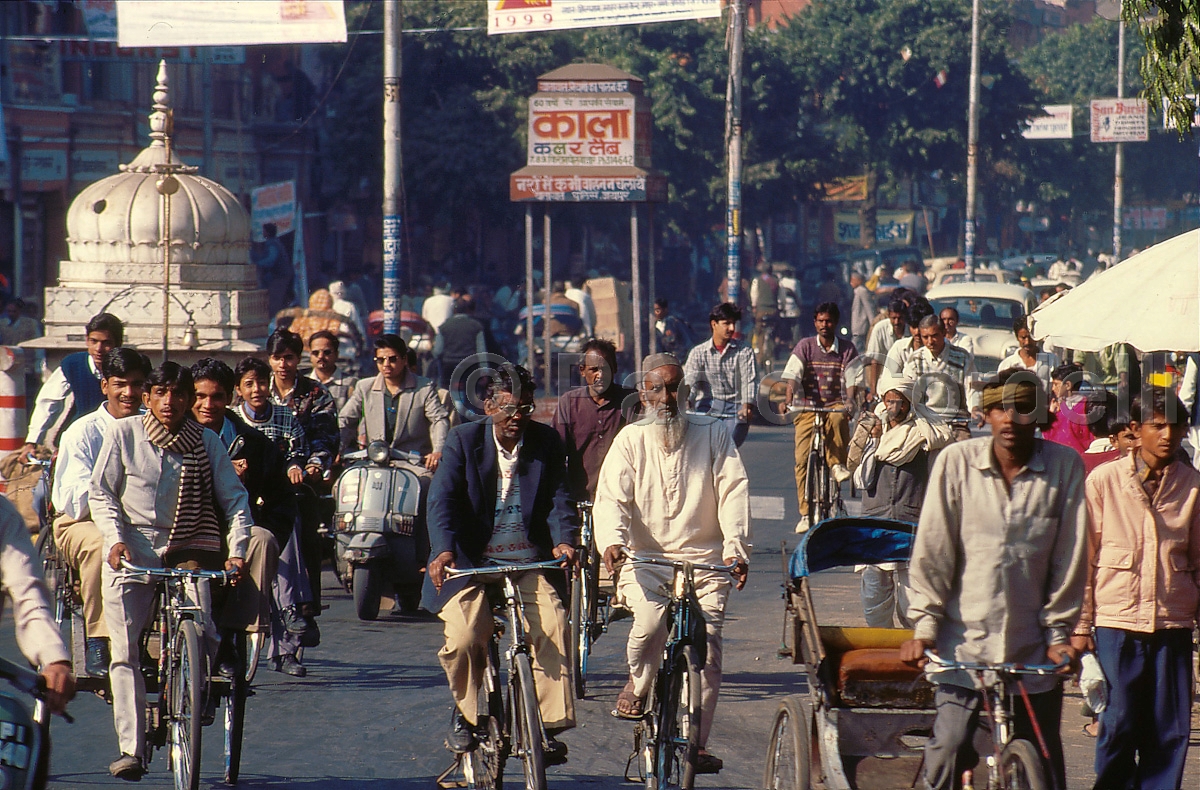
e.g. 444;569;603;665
837;648;923;686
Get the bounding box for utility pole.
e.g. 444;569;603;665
382;0;403;333
724;0;745;305
964;0;981;281
1113;20;1125;262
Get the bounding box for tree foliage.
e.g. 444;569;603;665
1127;0;1200;136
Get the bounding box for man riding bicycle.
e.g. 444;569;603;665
424;364;577;765
91;362;261;780
594;353;750;775
780;301;861;533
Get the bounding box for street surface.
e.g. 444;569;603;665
8;423;1199;788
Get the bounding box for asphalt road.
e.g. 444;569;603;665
8;423;1200;788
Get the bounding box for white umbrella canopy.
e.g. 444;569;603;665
1028;228;1200;353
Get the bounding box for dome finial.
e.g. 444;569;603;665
148;59;172;147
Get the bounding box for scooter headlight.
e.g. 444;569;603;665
367;441;391;465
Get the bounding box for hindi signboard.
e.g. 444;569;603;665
834;211;915;247
528;94;642;167
488;0;720;35
511;170;667;202
1090;99;1148;143
250;181;296;241
117;0;346;47
1023;104;1074;140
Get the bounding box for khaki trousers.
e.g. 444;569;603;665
437;572;575;731
101;526;278;757
616;564;730;748
792;410;849;515
52;515;107;639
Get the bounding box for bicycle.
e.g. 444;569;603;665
617;550;737;790
437;557;567;790
923;650;1070;790
788;405;847;527
567;501;612;699
120;560;248;789
0;653;74;789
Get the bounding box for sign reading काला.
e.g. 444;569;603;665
528;94;636;167
488;0;721;35
250;181;296;242
1090;99;1149;143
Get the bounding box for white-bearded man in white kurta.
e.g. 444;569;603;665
593;353;751;775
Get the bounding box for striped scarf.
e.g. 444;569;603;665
143;413;222;556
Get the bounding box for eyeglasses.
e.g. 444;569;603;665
311;349;336;357
498;402;536;417
375;355;401;365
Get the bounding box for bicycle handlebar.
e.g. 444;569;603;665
923;650;1070;676
119;559;234;583
24;458;52;468
443;558;567;580
786;404;847;415
0;655;74;723
619;548;739;575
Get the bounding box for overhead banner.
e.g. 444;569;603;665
488;0;721;35
1090;98;1148;143
250;181;296;241
116;0;346;47
1023;104;1073;139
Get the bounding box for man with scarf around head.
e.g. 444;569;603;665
899;369;1088;790
90;362;257;780
593;353;751;775
846;371;952;628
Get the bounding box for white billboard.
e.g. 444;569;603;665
1090;98;1149;143
1023;104;1073;139
528;94;636;167
117;0;346;48
488;0;721;35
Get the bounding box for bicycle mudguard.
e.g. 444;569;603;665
685;597;708;667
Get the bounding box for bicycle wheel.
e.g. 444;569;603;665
512;653;546;790
34;528;65;622
465;714;505;790
1000;739;1050;790
169;620;204;790
804;452;822;528
568;569;584;699
653;649;701;790
223;633;247;785
762;695;811;790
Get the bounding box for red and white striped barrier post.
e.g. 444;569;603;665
0;348;27;454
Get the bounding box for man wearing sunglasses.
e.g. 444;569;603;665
424;363;577;764
308;330;359;413
339;333;449;472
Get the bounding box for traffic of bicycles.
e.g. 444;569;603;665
0;235;1197;790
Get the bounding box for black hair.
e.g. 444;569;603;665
374;333;407;355
1012;315;1029;335
101;348;151;381
146;361;194;398
484;363;535;402
190;358;236;396
266;328;303;357
887;296;908;315
86;312;124;346
580;338;618;375
406;347;418;368
939;305;960;320
906;300;934;329
814;301;840;323
309;329;339;351
1131;386;1189;426
1090;391;1131;440
709;302;742;324
263;223;277;239
654;297;669;310
234;356;272;384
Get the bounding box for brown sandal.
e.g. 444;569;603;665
613;681;646;719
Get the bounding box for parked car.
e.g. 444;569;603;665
931;268;1020;287
926;282;1037;373
1000;252;1058;272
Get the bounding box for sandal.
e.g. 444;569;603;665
1082;721;1100;738
613;681;646;719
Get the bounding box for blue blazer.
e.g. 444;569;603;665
421;418;578;613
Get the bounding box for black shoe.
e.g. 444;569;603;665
86;637;110;679
694;750;723;774
109;753;145;781
544;736;568;767
445;709;477;754
298;617;321;648
281;606;308;636
215;633;237;679
275;654;307;677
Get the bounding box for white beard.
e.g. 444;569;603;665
652;411;688;453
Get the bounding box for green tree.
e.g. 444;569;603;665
1127;0;1200;135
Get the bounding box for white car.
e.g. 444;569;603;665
932;268;1020;287
927;282;1037;373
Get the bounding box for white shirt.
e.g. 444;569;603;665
998;350;1060;392
564;288;596;336
25;356;101;446
421;294;456;332
485;432;536;563
51;403;117;521
945;331;975;364
885;335;922;376
593;417;751;566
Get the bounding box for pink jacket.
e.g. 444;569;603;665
1076;453;1200;634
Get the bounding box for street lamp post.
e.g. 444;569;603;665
724;0;745;305
964;0;981;282
1113;20;1125;262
